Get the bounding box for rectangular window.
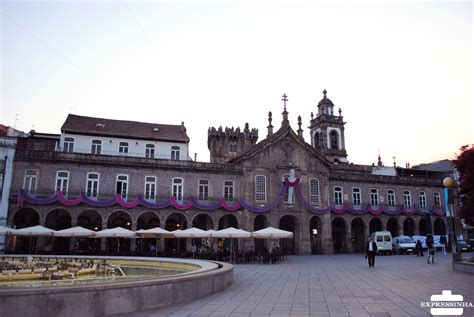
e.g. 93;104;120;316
172;178;183;201
145;176;156;200
387;189;396;207
145;144;155;159
334;186;343;205
419;191;427;209
255;175;266;201
119;142;129;155
224;181;234;201
352;188;361;206
91;140;102;154
24;169;38;195
55;171;69;195
310;179;320;204
199;179;209;200
433;192;441;208
370;188;379;206
282;174;289;202
403;190;411;209
86;173;99;199
229;143;237;153
116;175;128;199
63;137;74;153
171;146;180;160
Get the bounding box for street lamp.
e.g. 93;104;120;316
443;177;460;261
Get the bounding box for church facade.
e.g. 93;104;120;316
7;91;447;255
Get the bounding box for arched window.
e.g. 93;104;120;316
145;176;156;200
224;181;234;201
24;169;38;195
91;140;102;154
255;175;266;201
172;178;183;201
55;171;69;195
352;188;361;206
86;173;99;199
419;191;427;209
329;130;339;149
199;179;210;200
387;189;396;206
145;144;155;159
403;190;412;209
171;146;180;160
433;192;441;208
370;188;379;206
334;186;343;205
116;174;128;199
309;179;320;204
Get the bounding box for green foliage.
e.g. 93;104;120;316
453;145;474;225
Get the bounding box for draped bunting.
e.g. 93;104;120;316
17;179;446;216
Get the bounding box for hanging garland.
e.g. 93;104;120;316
17;178;445;216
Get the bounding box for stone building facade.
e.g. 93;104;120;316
6;91;447;255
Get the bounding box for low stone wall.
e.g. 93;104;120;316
0;257;233;317
452;260;474;274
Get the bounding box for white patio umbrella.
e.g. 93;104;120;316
14;225;55;254
0;226;16;235
252;227;294;239
96;227;136;255
14;225;55;236
212;227;251;238
136;227;172;256
173;227;210;238
54;226;96;237
212;227;251;260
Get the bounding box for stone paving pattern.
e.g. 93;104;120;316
120;253;474;317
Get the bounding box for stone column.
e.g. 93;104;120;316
100;221;107;252
322;213;334;254
130;222;137;253
345;224;353;253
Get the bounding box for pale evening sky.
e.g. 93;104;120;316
1;0;472;166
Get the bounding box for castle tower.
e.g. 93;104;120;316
308;89;348;163
207;123;258;163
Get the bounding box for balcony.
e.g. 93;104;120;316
15;149;243;174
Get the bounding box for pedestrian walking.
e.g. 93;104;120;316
415;240;424;256
426;235;435;264
366;237;377;267
440;235;447;255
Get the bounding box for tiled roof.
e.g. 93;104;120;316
61;114;190;143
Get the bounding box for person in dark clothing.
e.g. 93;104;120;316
415;240;424;256
426;235;435;264
366;237;378;267
439;235;447;254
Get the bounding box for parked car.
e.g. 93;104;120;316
458;241;472;252
392;236;416;254
371;231;393;255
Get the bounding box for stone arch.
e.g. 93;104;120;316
253;215;268;253
419;218;427;236
369;217;383;234
165;213;188;256
45;209;72;254
329;130;339;149
279;215;298;254
12;208;40;253
192;213;213;230
332;217;347;253
434;218;446;235
107;211;133;255
403;218;415;236
387;218;400;237
135;210;162;227
77;209;103;230
351;217;365;253
218;214;238;229
137;212;160;230
309;216;323;254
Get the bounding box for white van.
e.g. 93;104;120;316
371;231;393;255
392;236;416;254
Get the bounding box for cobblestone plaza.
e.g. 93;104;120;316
122;254;474;317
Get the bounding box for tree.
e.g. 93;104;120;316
453;145;474;226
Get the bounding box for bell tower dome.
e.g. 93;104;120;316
309;89;348;163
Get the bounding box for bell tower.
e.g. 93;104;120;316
308;89;348;163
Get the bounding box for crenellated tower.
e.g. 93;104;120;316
308;89;348;163
208;123;258;163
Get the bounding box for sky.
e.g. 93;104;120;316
1;0;472;166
